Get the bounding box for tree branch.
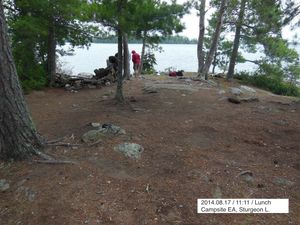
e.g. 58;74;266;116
1;3;17;12
244;59;261;65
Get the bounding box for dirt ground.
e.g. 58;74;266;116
0;75;299;225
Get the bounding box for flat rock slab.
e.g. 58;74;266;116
230;86;256;96
144;83;198;92
272;177;294;186
114;143;144;160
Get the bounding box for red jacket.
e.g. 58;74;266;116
132;52;141;65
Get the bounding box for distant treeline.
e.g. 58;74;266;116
93;35;197;44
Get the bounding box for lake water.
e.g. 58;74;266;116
59;43;300;75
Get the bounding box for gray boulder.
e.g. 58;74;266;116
240;85;256;93
82;124;126;143
114;143;144;160
228;86;258;104
230;87;243;96
228;96;259;104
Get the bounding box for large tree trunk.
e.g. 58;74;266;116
115;28;125;103
138;36;146;75
123;34;130;80
0;1;43;160
197;0;206;75
47;18;56;86
227;0;246;80
202;0;227;80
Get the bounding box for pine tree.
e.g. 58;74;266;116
0;1;43;160
9;0;95;88
202;0;228;80
196;0;206;74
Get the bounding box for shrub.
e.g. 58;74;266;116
17;64;47;93
235;72;300;97
142;52;157;74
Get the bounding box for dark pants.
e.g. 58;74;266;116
133;63;140;76
133;63;139;71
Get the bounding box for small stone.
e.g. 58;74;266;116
91;122;101;128
213;186;222;198
143;86;158;94
237;171;254;183
16;186;36;201
218;90;226;95
272;177;294;186
82;130;103;143
77;72;94;78
132;107;146;112
87;84;97;89
237;170;253;177
243;174;254;183
0;179;10;192
82;124;126;143
114;143;144;160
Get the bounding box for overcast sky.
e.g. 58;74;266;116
173;0;300;41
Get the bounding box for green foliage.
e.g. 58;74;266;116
206;0;300;82
257;62;285;81
10;12;48;90
133;0;188;45
21;69;47;93
235;72;300;97
92;34;197;44
287;63;300;83
7;0;95;90
142;51;157;74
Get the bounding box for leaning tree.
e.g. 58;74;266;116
201;0;228;80
0;0;43;160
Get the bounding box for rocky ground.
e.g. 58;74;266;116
0;75;299;225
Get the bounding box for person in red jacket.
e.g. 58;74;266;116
131;50;141;77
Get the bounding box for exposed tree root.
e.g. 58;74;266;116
47;143;81;147
45;138;64;144
32;150;77;165
34;150;54;161
88;139;102;147
33;159;76;165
